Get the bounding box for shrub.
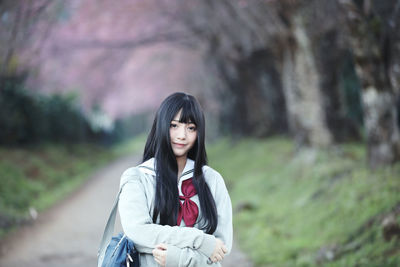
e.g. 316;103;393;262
0;74;106;145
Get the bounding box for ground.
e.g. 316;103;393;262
0;154;252;267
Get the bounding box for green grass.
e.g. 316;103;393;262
207;138;400;266
0;136;145;238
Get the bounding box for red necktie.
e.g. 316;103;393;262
177;178;199;227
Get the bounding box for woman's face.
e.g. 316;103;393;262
169;109;197;159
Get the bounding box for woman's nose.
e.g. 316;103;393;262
177;126;186;139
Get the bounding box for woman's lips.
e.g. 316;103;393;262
173;143;186;148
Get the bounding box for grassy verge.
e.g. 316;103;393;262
0;135;145;239
207;138;400;266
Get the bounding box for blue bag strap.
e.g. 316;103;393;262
97;180;130;267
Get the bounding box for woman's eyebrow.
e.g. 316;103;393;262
171;119;195;124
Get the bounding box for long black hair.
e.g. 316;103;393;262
142;92;218;234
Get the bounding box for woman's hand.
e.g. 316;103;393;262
153;243;168;267
210;238;228;263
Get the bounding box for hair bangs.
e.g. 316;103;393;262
178;100;198;125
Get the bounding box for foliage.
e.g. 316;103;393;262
113;113;151;143
0;75;111;145
207;138;400;266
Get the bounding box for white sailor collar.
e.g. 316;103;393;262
138;157;195;181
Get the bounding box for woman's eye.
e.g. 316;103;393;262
188;126;197;132
170;123;178;128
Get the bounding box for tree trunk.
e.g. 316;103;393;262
279;0;361;147
281;13;333;147
362;88;400;168
236;50;288;137
339;0;400;168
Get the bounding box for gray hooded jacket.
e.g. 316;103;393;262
118;158;233;267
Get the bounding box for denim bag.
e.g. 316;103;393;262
101;232;139;267
98;180;140;267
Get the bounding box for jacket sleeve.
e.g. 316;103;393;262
165;169;233;266
208;169;233;255
165;245;221;267
118;168;216;257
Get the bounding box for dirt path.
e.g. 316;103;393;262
0;154;252;267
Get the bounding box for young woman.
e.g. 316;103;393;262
118;92;232;267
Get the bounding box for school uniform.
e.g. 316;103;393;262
118;158;233;267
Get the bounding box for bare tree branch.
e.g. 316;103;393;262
51;31;195;51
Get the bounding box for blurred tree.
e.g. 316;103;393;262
277;0;361;147
339;0;400;168
0;0;62;76
18;0;361;144
166;0;360;143
0;0;102;145
5;0;399;168
165;0;289;137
